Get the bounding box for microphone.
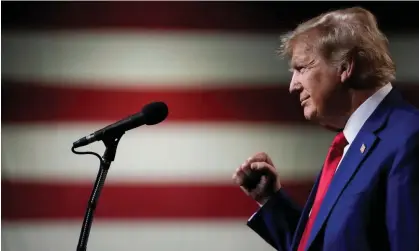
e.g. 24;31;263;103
73;101;168;148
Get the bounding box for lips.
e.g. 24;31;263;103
300;97;309;106
300;97;309;102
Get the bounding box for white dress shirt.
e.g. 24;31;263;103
337;82;393;170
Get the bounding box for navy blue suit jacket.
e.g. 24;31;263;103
247;89;419;251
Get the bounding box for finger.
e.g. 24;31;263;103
248;152;274;166
240;162;252;175
257;175;268;193
240;185;251;196
250;162;263;170
232;171;245;185
249;175;268;199
235;157;266;186
232;166;240;180
254;152;275;166
249;162;278;186
243;156;254;167
233;164;251;185
250;161;274;173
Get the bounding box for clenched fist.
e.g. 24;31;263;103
232;152;282;205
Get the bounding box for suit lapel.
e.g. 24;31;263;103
304;88;403;250
304;131;378;250
291;172;321;251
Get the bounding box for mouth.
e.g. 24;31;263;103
300;97;309;106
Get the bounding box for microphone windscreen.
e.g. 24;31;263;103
142;101;169;125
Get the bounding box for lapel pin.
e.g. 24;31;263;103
360;144;366;153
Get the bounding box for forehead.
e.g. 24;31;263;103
290;42;316;66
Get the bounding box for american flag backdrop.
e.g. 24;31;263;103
2;2;419;251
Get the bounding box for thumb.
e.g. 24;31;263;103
253;152;275;166
250;161;276;175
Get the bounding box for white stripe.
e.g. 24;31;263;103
2;123;333;182
2;220;273;251
2;31;419;87
2;31;287;87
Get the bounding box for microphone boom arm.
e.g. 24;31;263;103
73;132;124;251
71;101;168;250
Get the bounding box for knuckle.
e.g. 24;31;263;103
252;162;259;169
234;176;243;184
251;162;265;169
256;151;268;158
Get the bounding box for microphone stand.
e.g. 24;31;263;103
72;133;124;251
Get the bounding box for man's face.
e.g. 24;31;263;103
288;42;348;126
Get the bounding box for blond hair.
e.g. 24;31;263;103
278;7;396;87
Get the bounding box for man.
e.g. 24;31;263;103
232;7;419;251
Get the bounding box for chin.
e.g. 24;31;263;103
303;107;317;121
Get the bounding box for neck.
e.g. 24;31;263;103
322;83;384;130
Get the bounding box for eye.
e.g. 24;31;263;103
292;66;305;73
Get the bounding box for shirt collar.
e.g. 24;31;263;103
343;83;393;145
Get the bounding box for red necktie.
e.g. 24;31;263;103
297;132;348;251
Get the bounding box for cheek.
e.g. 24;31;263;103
302;78;321;104
305;73;335;106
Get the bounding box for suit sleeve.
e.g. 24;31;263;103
247;189;302;251
386;131;419;251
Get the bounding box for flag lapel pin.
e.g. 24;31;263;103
360;144;366;153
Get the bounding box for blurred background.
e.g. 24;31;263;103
2;1;419;251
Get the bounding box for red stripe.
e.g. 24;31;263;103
2;81;306;124
2;180;314;221
3;2;415;32
3;81;419;124
1;2;288;33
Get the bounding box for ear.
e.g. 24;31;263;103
339;57;355;83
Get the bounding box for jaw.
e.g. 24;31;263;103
316;113;349;131
319;123;344;132
303;103;348;131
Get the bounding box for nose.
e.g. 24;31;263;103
289;71;301;94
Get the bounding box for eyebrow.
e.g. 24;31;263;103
290;58;315;69
290;55;305;66
289;60;302;69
